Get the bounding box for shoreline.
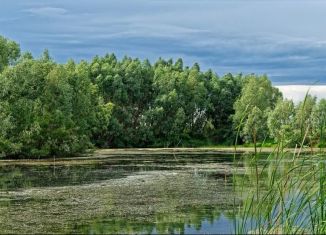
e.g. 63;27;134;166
0;147;324;165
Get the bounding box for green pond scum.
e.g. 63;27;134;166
0;152;325;234
0;154;240;234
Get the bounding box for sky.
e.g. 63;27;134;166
1;0;326;100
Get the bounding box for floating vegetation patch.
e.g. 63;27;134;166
0;154;239;234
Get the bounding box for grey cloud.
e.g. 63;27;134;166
1;0;326;84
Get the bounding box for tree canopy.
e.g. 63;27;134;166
0;35;20;72
0;35;325;158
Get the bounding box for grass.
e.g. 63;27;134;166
232;91;326;234
233;148;325;234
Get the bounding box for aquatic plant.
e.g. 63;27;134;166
233;91;326;234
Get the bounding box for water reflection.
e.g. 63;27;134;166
72;206;235;234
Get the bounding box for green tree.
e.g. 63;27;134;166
293;95;316;146
0;35;20;72
0;58;55;156
311;99;326;147
0;57;111;158
207;73;243;142
145;61;208;146
41;49;52;62
242;107;268;153
90;55;154;147
2;35;303;156
268;99;295;146
233;74;282;144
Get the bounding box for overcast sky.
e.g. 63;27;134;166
1;0;326;89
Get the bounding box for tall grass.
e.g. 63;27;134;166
233;91;326;234
233;149;325;234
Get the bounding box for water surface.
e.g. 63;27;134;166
0;154;246;234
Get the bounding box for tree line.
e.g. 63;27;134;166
0;35;325;158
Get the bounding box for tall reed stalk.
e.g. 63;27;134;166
232;91;326;234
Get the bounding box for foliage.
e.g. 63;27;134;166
242;106;268;145
206;73;243;142
233;140;326;235
0;55;110;158
0;35;325;157
233;75;282;144
268;99;295;145
312;99;326;147
292;94;316;146
0;35;20;72
88;55;242;148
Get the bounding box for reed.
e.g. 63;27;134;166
233;91;326;234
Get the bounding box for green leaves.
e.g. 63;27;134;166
268;99;295;145
7;35;326;156
0;56;111;158
0;35;20;72
243;106;268;144
233;75;282;144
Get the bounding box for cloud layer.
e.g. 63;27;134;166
1;0;326;84
276;85;326;103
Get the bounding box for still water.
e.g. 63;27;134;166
0;154;249;234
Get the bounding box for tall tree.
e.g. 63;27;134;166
293;95;316;146
207;73;243;142
90;55;154;147
0;57;112;157
268;99;295;146
0;35;20;72
311;99;326;147
233;74;282;144
243;107;268;153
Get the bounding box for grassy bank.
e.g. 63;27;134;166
95;147;325;155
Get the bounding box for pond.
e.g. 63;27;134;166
0;153;324;234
